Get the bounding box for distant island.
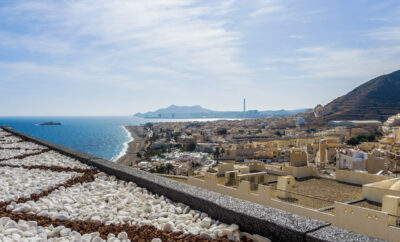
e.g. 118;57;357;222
134;105;308;119
39;121;62;126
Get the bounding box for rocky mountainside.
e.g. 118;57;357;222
317;70;400;121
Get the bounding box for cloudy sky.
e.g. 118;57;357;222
1;0;400;116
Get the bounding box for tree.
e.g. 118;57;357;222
213;148;221;160
347;137;360;146
144;123;153;129
217;128;227;135
173;132;181;141
174;143;182;149
367;134;376;142
165;163;174;174
156;165;167;174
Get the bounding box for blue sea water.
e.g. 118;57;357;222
0;116;144;161
0;117;226;161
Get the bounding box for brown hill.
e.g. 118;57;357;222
319;70;400;122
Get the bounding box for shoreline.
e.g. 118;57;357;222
112;126;134;162
116;125;147;166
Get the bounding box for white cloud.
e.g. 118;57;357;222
368;27;400;42
0;32;74;54
265;45;400;81
2;0;248;84
250;0;284;17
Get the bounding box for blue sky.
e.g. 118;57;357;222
1;0;400;116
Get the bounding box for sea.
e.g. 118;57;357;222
0;116;225;161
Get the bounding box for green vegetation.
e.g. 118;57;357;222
144;147;164;158
213;147;225;160
144;123;153;129
173;132;181;141
217;128;227;135
149;163;175;174
174;144;183;149
306;128;317;134
347;134;377;146
149;133;159;142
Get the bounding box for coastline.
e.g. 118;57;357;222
116;125;147;166
112;126;134;162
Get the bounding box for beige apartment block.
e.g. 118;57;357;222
382;195;400;226
216;163;234;176
277;175;295;198
289;150;308;167
363;178;400;203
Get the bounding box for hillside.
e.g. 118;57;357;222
318;70;400;121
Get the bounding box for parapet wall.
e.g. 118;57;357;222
1;127;382;242
336;169;390;185
333;202;400;241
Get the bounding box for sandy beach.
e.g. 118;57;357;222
116;125;147;166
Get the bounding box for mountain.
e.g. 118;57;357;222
142;105;214;115
317;70;400;121
134;105;307;119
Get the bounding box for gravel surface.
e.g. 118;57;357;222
0;135;22;144
0;149;47;160
2;150;90;169
0;166;82;203
0;217;130;242
0;141;47;150
269;178;362;209
12;172;243;240
351;200;382;211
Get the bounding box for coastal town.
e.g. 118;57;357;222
3;0;400;241
116;109;400;241
120;111;400;179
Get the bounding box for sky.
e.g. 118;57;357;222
1;0;400;116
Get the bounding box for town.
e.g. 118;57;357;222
126;111;400;241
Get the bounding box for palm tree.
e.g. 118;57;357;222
213;148;220;160
166;163;174;174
